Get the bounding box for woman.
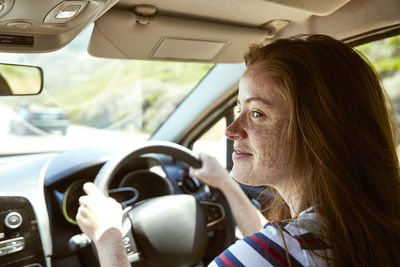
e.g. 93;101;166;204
77;35;400;266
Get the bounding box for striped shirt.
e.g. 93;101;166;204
209;207;332;267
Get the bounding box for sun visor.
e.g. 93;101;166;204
88;9;276;63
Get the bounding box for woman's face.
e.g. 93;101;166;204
225;63;290;187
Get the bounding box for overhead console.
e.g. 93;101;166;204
0;196;45;267
0;0;119;53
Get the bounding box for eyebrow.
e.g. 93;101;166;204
237;97;273;107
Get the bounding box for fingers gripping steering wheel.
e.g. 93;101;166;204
93;141;234;266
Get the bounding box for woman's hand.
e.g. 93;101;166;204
190;153;266;235
189;152;233;189
76;182;123;243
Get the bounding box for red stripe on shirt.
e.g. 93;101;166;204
249;235;289;267
220;253;235;267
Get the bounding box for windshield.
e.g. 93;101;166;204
0;25;214;154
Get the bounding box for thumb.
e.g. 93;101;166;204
189;167;196;178
83;182;105;198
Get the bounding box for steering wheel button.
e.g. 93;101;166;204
123;237;130;245
2;247;11;256
9;216;18;224
0;241;7;249
200;201;226;227
125;246;132;254
4;212;22;229
9;245;23;255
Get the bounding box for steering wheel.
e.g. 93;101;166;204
93;141;235;266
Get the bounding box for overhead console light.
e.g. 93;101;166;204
0;0;14;19
44;1;88;24
55;9;79;19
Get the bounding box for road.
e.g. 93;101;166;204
0;105;148;155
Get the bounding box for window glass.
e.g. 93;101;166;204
355;35;400;142
192;117;227;168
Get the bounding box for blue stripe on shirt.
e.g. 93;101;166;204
224;249;245;267
253;232;304;267
213;249;245;267
244;235;286;266
214;255;227;267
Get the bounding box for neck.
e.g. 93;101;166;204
275;180;302;218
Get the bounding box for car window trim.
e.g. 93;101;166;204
344;23;400;47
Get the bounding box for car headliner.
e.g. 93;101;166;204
0;0;396;63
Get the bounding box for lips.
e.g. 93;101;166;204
232;146;253;159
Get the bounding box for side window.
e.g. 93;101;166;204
355;34;400;143
192;117;228;168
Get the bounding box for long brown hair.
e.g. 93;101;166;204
244;35;400;266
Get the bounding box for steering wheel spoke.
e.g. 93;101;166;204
199;200;226;228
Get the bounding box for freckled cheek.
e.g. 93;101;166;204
252;123;288;167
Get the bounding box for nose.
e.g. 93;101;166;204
225;117;247;140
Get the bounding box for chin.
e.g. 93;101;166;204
231;167;263;186
231;164;288;187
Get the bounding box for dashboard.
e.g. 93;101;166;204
0;145;235;267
